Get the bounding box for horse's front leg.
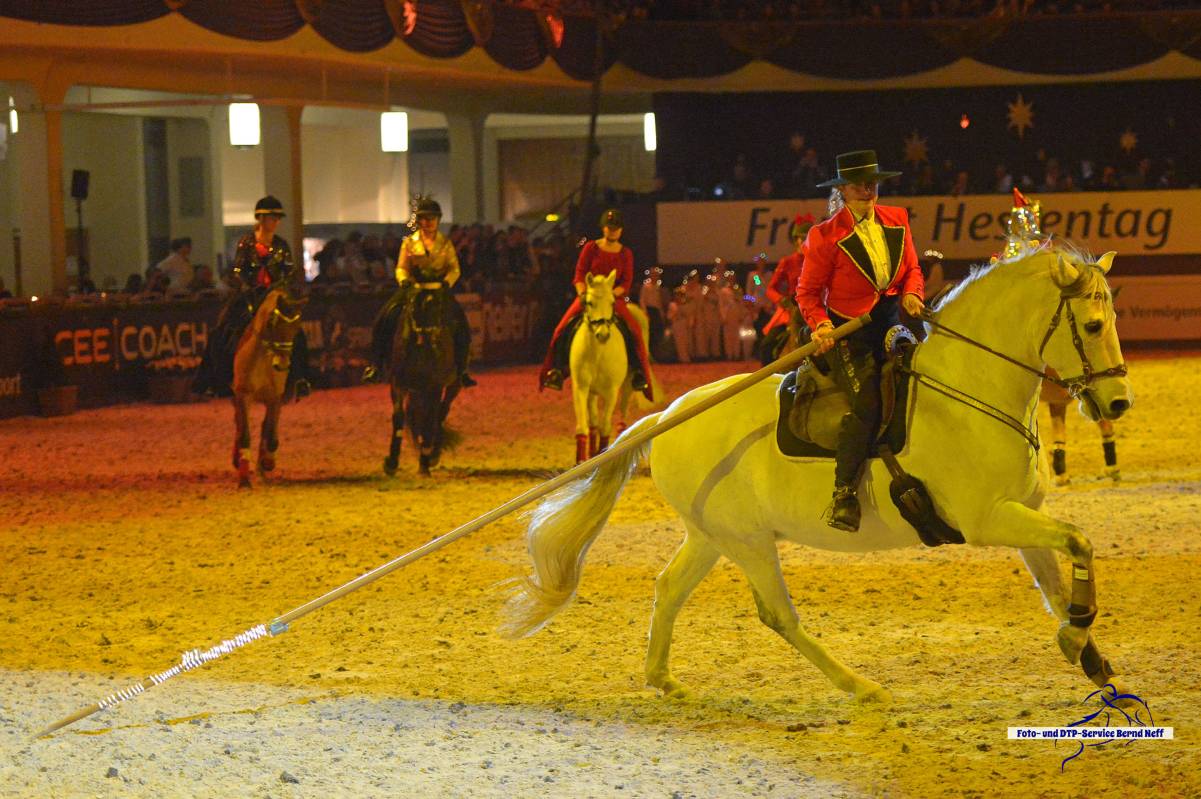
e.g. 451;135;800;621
1020;548;1129;694
259;399;281;474
974;501;1098;666
232;394;252;488
571;379;591;464
1046;400;1069;484
593;386;619;454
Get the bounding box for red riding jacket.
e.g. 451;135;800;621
795;204;923;330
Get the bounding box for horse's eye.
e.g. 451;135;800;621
1084;320;1103;335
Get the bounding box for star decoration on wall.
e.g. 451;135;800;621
903;130;929;165
1119;127;1138;153
1007;93;1034;139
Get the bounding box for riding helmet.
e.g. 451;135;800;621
254;195;286;218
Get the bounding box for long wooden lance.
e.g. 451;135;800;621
33;313;869;739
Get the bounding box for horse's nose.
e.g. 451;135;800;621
1109;398;1130;417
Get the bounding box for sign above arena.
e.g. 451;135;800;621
656;191;1201;264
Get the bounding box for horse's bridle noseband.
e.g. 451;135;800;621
1036;295;1128;398
582;296;617;337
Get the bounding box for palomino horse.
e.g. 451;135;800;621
503;241;1133;703
383;283;461;476
569;271;660;464
231;287;308;487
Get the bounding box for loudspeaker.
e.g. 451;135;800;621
71;169;90;201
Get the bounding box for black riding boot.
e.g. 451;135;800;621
829;411;873;532
617;318;647;391
450;298;476;387
543;319;578;389
365;294;405;383
285;329;312;401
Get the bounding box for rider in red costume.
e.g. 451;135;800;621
539;209;653;400
763;213;816;337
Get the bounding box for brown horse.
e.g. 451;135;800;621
231;287;308;487
383;284;461;476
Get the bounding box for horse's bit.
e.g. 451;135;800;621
262;304;300;369
582;297;617;340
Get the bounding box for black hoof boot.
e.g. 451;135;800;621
827;486;861;532
543;368;565;391
292;378;312;401
631;370;648;392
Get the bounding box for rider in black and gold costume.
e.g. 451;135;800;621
193;195;311;398
364;197;476;387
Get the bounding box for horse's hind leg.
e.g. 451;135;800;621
1020;548;1129;694
1047;400;1068;485
384;389;404;475
723;527;889;702
1099;419;1119;480
646;528;721;699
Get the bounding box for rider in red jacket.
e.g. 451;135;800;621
797;150;925;532
540;209;653;400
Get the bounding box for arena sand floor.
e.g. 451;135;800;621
0;356;1198;797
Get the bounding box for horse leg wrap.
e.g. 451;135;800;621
1102;436;1117;467
598;435;610;453
1080;640;1117;682
1051;445;1067;476
575;434;589;463
1068;564;1097;628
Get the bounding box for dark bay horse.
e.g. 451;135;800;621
383;283;461;476
232;287;307;487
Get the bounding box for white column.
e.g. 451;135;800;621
7;83;55;298
446;110;485;225
260;104;304;250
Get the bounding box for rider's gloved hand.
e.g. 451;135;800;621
902;293;926;318
811;321;836;355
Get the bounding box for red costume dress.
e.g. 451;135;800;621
763;251;805;334
540;240;653;399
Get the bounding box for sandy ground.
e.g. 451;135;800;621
0;355;1198;798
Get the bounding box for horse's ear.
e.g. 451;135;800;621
1050;253;1080;288
1095;251;1116;275
605;269;617;286
1111;284;1123;301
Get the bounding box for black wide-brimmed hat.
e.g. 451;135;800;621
254;195;286;217
816;150;902;188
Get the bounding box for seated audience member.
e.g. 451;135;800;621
156;237;194;290
188;264;216;292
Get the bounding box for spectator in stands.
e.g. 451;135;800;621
156;237;193;291
188;264;216;292
993;164;1014;193
144;268;169;294
123;273;144;294
0;278;11;299
950;170;971;196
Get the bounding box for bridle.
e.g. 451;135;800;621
409;282;447;338
905;276;1126;452
262;299;301;370
582;293;617;340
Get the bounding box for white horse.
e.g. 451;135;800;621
504;241;1133;703
569;271;660;464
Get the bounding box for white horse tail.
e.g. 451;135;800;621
499;412;662;639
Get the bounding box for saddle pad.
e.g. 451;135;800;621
775;352;914;459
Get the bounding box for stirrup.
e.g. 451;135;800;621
827;486;861;533
291;378;312;401
362;365;380;384
630;370;648;391
459;372;478;388
543;368;565;391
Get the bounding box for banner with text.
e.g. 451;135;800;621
657;191;1201;264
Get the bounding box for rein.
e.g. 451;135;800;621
905;288;1125;453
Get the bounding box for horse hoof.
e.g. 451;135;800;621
238;475;252;489
1057;623;1088;666
259;458;275;474
383;457;398;476
1106;467;1121;482
1054;474;1071;487
651;676;691;700
855;682;893;704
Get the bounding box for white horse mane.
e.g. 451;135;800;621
931;236;1106;314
